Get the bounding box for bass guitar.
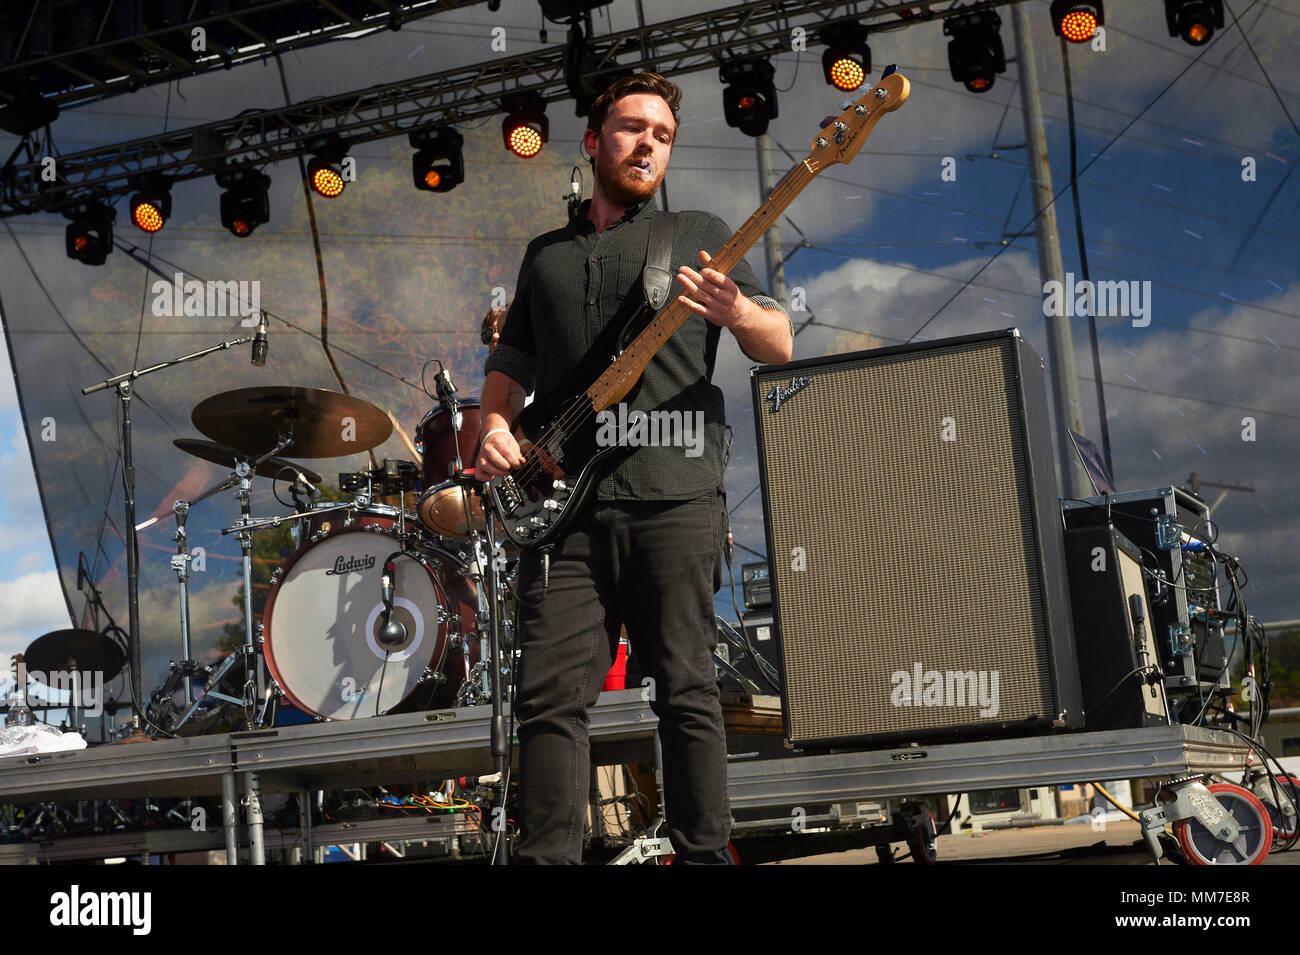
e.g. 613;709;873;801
488;69;910;551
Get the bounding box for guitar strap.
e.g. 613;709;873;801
641;210;678;309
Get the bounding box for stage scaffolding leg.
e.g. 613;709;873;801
244;771;266;866
299;789;313;865
221;773;238;865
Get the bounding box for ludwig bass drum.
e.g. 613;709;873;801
263;516;478;719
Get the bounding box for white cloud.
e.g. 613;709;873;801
0;347;16;418
16;551;49;573
0;425;51;581
0;569;71;665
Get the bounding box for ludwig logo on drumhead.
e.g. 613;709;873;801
325;553;377;576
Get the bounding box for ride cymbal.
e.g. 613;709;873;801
191;386;393;458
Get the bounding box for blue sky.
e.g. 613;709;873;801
1;0;1297;701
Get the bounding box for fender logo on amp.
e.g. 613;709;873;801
765;376;811;413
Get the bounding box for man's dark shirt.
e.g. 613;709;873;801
485;196;787;501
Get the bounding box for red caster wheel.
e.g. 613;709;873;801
1262;776;1299;843
906;808;938;865
1173;783;1271;865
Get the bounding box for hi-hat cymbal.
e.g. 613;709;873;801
173;439;322;483
24;629;126;680
191;387;393;458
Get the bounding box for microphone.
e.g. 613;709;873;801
566;165;583;217
378;559;407;649
251;313;269;367
434;365;457;402
290;471;322;501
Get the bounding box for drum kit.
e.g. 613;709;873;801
142;380;513;735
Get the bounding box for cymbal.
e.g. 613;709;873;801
191;386;393;458
24;629;126;680
173;439;322;483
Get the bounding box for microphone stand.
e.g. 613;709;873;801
81;330;258;729
450;467;509;864
481;489;510;865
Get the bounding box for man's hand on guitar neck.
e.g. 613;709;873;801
677;250;793;365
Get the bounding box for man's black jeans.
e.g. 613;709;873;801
511;489;732;864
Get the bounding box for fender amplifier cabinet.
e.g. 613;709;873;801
750;329;1082;748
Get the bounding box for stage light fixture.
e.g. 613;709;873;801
307;135;349;198
63;201;115;266
721;59;778;138
1165;0;1223;45
129;180;172;233
502;92;549;158
563;21;631;118
820;23;870;93
218;168;271;237
944;10;1006;94
539;0;613;22
309;159;345;197
411;127;464;193
1050;1;1104;43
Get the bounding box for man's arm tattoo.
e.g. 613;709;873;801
506;381;527;418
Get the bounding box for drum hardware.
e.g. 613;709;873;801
341;459;420;498
160;433;325;732
27;627;128;742
172;438;322;484
161;643;261;734
453;470;512;863
417;667;447;689
147;456;276;733
82;326;265;730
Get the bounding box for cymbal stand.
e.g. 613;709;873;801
169;436;293;732
82;329;259;729
171;502;195;706
72;561;130;740
157;463;246;707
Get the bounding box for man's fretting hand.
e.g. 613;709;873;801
676;250;742;328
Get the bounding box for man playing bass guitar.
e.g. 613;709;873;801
475;72;792;864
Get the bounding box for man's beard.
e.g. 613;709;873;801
593;149;662;206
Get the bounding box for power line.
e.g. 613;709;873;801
906;0;1269;342
902;70;1297;173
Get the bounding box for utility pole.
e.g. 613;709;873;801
755;133;789;310
1012;4;1089;499
1187;473;1255;515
